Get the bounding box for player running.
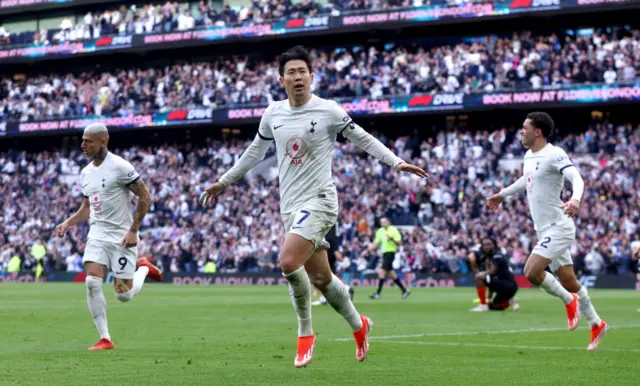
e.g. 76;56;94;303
199;46;428;368
362;217;410;300
469;238;519;312
487;112;607;350
56;123;163;351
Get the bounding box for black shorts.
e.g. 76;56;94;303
382;252;395;271
326;226;340;275
487;276;518;308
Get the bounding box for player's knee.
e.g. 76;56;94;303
524;267;544;285
115;290;134;303
85;275;103;293
308;271;332;289
279;255;300;275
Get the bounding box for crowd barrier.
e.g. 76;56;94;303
2;83;638;137
2;271;638;290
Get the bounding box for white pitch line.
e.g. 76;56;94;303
334;323;640;342
374;340;640;353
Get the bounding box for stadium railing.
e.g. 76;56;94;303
3;83;639;137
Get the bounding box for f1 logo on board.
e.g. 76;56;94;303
285;16;329;29
509;0;560;8
407;94;464;107
167;109;212;121
95;36;133;47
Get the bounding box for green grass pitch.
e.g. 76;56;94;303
1;284;638;385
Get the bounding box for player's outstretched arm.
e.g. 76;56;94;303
340;123;427;178
560;166;584;218
200;132;273;206
56;197;90;237
123;178;151;247
487;176;526;210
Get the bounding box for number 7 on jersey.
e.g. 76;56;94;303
296;210;311;225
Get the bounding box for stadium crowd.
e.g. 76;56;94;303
1;26;638;122
0;0;480;46
1;120;639;278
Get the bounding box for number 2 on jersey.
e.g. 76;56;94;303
539;237;551;248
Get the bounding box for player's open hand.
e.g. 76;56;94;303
121;231;138;248
397;162;428;178
199;182;226;207
55;222;69;237
562;198;580;219
486;194;505;210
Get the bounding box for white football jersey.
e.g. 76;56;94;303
523;144;574;231
221;95;403;214
81;152;140;244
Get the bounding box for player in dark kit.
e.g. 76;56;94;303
312;223;354;306
470;238;520;312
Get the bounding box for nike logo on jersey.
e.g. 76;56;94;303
274;125;283;130
83;184;89;188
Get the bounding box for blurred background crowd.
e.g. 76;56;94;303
1;26;638;122
2;120;639;278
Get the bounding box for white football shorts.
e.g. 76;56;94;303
532;222;576;272
281;191;338;250
83;239;138;279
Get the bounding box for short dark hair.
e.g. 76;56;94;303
526;111;554;138
278;45;312;76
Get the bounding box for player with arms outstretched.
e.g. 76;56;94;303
56;123;163;350
199;46;428;367
487;112;607;350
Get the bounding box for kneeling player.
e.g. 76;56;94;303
470;238;519;312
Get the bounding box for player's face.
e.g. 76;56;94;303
380;218;390;228
520;119;539;149
81;132;104;158
279;60;313;99
481;239;494;254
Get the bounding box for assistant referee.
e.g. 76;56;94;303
362;217;410;300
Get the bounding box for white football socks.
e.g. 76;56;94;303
133;266;149;295
85;276;111;341
322;274;363;332
284;267;313;337
577;286;602;326
540;272;574;305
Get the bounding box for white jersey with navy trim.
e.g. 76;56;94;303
523;144;574;231
81;152;140;244
219;95;404;214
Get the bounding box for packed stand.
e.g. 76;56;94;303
0;1;492;47
2;121;640;279
1;26;638;122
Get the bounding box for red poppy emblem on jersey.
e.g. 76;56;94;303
526;173;533;191
285;137;307;160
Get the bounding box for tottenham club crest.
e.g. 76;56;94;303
285;137;308;165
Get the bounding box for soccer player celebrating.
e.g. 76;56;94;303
487;112;607;350
469;238;519;312
199;46;428;367
362;217;410;300
56;123;163;350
